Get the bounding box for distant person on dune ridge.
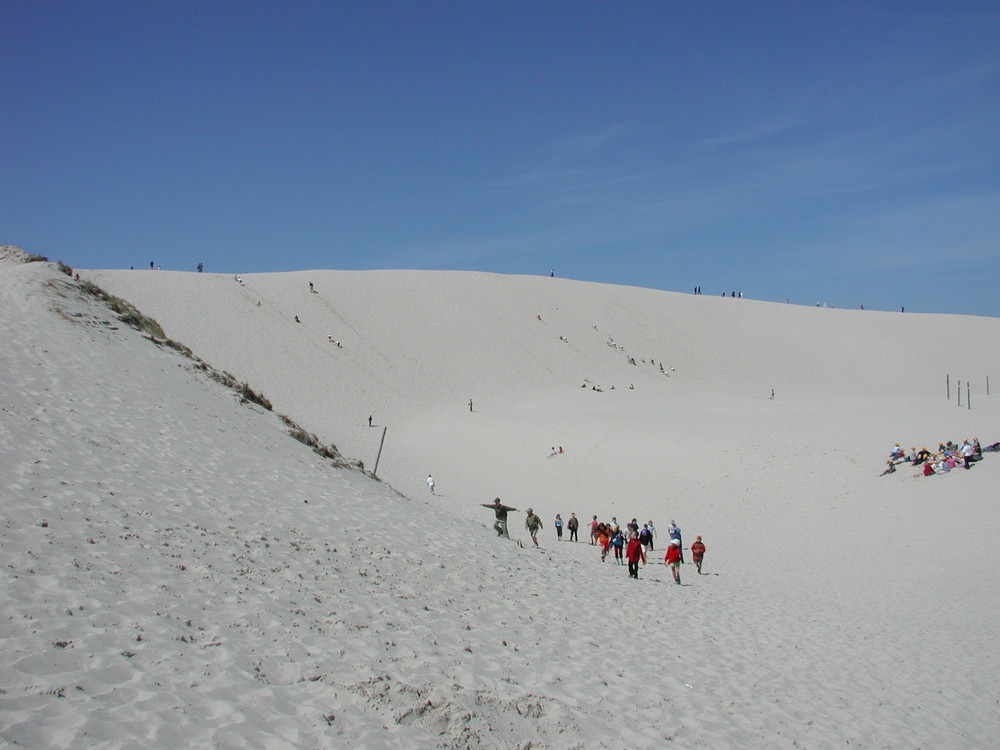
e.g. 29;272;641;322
554;513;563;541
426;474;435;494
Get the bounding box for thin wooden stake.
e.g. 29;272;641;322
373;426;388;477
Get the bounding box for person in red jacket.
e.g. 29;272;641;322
625;531;646;579
663;538;682;584
690;536;706;574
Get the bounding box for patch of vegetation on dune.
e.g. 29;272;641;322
277;413;354;468
78;278;169;340
61;266;357;472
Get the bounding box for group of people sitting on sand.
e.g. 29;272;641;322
880;438;987;476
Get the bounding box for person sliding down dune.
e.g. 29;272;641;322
481;498;517;538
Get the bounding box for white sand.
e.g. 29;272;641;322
2;248;998;748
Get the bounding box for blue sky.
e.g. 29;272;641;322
4;1;999;316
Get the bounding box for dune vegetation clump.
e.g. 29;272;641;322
198;365;275;411
0;244;50;265
278;413;345;464
66;268;352;472
78;279;167;340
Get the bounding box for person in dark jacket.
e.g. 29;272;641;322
481;498;517;538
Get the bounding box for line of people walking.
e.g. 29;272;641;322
481;501;708;581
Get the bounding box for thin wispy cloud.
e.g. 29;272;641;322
694;116;816;151
4;3;997;315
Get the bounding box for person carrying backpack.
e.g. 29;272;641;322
639;524;652;551
611;529;626;565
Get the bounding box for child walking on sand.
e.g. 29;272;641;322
596;524;611;562
611;528;626;565
625;532;646;579
690;536;706;574
664;539;682;584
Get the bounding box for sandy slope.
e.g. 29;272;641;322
2;251;998;748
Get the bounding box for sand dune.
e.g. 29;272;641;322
2;249;998;748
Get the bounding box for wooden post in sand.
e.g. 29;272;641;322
967;382;971;410
957;381;962;407
987;376;990;396
373;426;388;477
947;374;950;400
